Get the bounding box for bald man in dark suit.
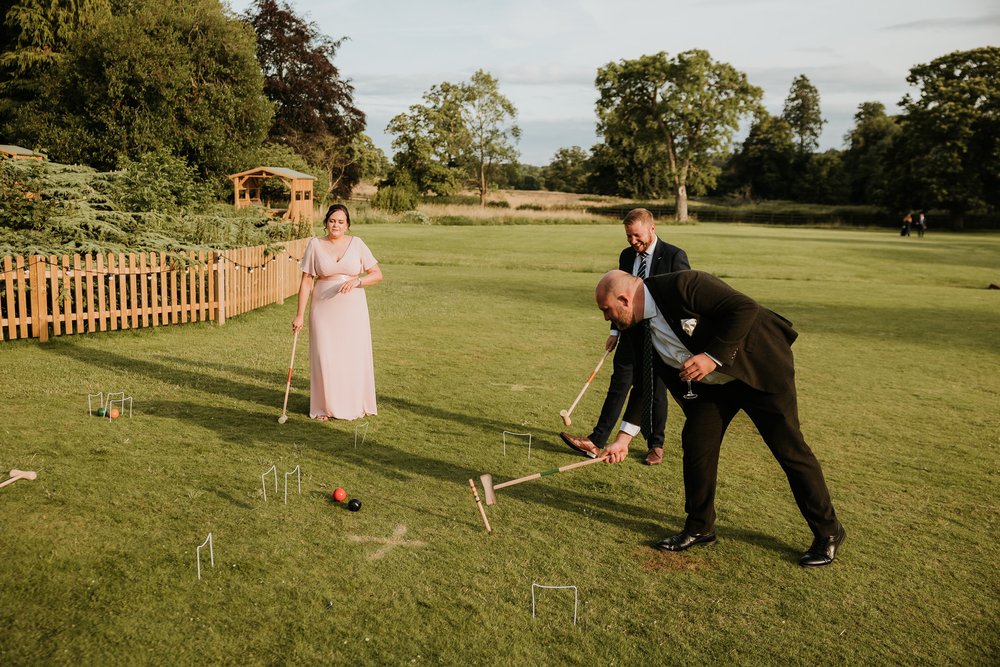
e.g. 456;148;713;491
595;269;845;567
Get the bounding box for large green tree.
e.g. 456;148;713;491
891;47;1000;226
729;112;796;200
595;50;762;220
8;0;272;182
385;80;468;195
842;102;901;205
782;74;825;153
0;0;109;131
462;70;520;205
386;70;520;204
244;0;366;199
543;146;589;193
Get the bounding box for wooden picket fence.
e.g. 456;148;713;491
0;238;311;342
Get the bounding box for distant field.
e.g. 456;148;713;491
1;223;997;664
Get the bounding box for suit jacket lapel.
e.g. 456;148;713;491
648;236;666;274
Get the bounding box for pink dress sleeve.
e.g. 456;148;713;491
356;238;378;271
300;237;321;276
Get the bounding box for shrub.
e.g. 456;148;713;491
0;159;58;231
111;149;212;213
486;200;510;208
421;194;479;206
400;210;430;225
516;203;544;211
371;183;420;213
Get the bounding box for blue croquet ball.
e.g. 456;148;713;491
347;498;362;512
96;407;107;417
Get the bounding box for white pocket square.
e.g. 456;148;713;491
681;318;698;336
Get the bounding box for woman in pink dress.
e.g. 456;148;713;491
292;205;382;420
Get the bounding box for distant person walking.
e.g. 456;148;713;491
900;212;912;237
916;212;927;238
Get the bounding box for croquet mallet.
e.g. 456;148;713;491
479;456;603;506
277;329;300;424
559;347;611;426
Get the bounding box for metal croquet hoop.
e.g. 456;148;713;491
531;583;578;625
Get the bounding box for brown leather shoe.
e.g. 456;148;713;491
559;432;601;459
645;447;664;465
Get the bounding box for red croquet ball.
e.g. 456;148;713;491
333;487;347;502
109;408;120;419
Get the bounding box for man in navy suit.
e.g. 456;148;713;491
595;269;845;567
560;208;690;466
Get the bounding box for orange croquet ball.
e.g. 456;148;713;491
109;407;120;419
333;487;347;502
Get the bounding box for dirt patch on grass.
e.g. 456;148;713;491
635;546;708;572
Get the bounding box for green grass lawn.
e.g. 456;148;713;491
1;223;998;664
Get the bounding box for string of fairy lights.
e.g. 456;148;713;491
0;251;307;280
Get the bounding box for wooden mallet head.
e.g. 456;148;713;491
479;474;497;506
559;409;571;426
0;469;38;489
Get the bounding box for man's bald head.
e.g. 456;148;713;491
595;270;644;330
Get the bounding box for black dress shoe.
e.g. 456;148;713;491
654;529;717;552
799;523;846;567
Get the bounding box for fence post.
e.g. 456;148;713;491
29;256;48;341
216;252;226;326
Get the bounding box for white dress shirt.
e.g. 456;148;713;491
619;285;733;437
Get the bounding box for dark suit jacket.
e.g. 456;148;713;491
641;270;799;394
612;237;690;333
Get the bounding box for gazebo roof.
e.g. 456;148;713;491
229;166;316;180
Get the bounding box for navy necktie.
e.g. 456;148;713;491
636;252;647;278
637;251;653;437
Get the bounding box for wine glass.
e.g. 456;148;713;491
683;380;698;400
681;354;698;399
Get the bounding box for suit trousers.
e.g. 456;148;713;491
659;357;839;539
589;328;668;449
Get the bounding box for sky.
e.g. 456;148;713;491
228;0;999;166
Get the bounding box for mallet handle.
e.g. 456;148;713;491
493;456;603;492
468;479;492;533
563;348;611;418
280;329;300;416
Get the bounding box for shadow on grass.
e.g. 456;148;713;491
153;398;800;558
43;340;800;559
43;338;293;413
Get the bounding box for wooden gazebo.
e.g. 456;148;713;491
0;144;46;160
229;166;315;223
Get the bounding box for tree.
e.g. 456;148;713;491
796;149;849;204
0;0;110;132
8;0;272;183
543;146;589;193
842;102;900;205
244;0;366;198
891;47;1000;226
386;70;520;205
385;81;468;196
595;50;762;220
728;112;796;200
782;74;825;153
462;70;520;205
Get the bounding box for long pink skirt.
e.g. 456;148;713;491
308;276;377;420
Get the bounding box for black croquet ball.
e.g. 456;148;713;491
347;498;362;512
